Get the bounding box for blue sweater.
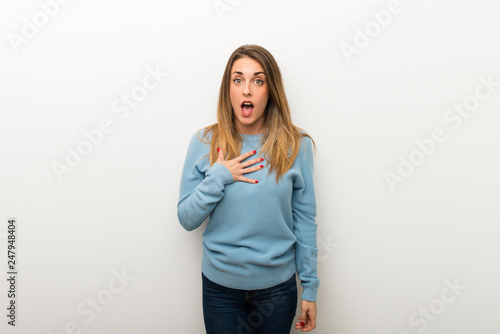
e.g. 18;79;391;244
177;130;319;301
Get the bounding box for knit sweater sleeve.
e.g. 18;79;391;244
177;131;234;231
293;136;320;302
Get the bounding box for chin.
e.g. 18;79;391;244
238;120;256;127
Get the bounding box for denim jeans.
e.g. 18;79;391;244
202;272;298;334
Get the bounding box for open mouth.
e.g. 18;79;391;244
241;101;254;116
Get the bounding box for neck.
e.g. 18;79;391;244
234;119;266;135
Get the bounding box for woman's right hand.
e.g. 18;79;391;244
216;147;264;184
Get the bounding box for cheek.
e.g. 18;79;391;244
259;91;269;109
229;89;239;108
260;87;269;103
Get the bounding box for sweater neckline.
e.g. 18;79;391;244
239;133;263;139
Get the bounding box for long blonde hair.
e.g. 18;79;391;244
200;44;314;182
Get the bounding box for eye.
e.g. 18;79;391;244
255;79;264;85
233;78;242;84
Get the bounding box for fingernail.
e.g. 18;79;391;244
217;147;220;152
260;158;264;161
260;165;263;168
301;322;305;327
253;150;257;154
255;180;258;183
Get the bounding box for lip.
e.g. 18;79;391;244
241;100;254;106
241;100;254;117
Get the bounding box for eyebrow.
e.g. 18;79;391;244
232;71;266;76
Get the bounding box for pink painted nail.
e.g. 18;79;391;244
253;150;257;154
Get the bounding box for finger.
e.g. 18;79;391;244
300;309;307;329
241;157;264;168
238;176;258;184
235;150;257;163
241;164;264;175
309;313;316;329
309;316;316;330
216;147;224;162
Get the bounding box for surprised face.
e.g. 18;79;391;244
229;57;269;135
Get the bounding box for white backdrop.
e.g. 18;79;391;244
1;0;499;333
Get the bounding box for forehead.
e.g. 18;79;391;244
230;57;264;75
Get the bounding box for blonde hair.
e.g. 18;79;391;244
200;44;314;182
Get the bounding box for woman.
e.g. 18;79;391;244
177;44;319;333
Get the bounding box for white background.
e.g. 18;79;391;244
1;0;499;333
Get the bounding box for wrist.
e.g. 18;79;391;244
211;162;234;184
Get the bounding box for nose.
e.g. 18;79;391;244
243;82;252;96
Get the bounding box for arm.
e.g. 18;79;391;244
293;136;320;302
177;133;234;231
177;133;263;231
292;136;319;331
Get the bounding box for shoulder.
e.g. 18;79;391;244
184;127;214;158
287;128;315;171
189;125;215;145
299;133;313;146
297;129;315;155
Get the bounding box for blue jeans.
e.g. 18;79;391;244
202;272;298;334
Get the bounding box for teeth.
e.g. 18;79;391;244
243;103;253;106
